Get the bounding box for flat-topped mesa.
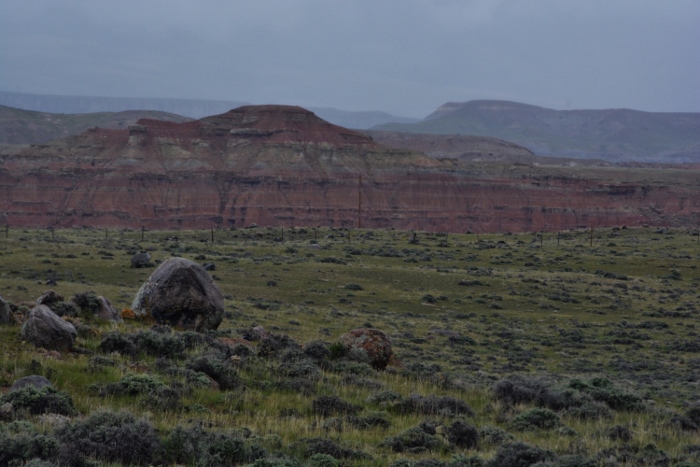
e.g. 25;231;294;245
198;105;379;149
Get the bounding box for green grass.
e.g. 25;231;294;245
1;226;699;466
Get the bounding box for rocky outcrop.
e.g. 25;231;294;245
21;305;77;351
131;257;224;331
1;105;698;233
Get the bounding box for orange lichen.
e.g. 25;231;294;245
120;308;136;320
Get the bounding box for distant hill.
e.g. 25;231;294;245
374;100;700;163
0;91;248;120
0;105;192;145
308;107;419;129
0;91;417;130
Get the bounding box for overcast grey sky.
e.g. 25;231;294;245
1;0;698;117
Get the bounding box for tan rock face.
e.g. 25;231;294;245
1;105;697;233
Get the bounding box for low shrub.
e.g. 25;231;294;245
606;425;633;442
164;424;266;467
187;353;243;390
0;387;76;416
447;419;479;448
347;411;391;429
478;425;515;447
133;329;187;359
312;395;359;417
91;373;167;398
99;331;137;356
512;408;561;431
392;394;474;417
70;291;101;316
493;377;548;406
486;441;555;467
55;410;163;466
366;390;403;405
258;334;301;358
303;340;331;362
0;421;59;465
381;423;442;454
290;437;370;460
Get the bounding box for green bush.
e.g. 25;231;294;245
187;353;243;390
381;423;442;454
447;419;479;448
392;393;474;417
98;331;137;356
91;373;164;397
312;395;358;417
290;437;370;460
512;408;561;431
486;442;555;467
164;424;266;467
55;410;163;466
0;387;76;416
0;421;58;465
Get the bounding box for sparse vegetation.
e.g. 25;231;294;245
0;226;699;465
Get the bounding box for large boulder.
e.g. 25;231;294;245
21;305;77;351
131;257;224;331
10;375;53;392
0;295;12;325
340;328;395;370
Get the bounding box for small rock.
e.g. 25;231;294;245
96;295;121;321
131;252;153;268
0;295;12;325
46;279;58;286
0;402;13;421
37;290;64;307
202;263;216;271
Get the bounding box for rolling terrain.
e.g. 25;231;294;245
0;226;699;466
374;100;700;163
0;104;192;145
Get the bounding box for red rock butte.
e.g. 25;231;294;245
1;105;698;232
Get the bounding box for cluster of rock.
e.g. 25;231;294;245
0;257;227;351
2;257;398;370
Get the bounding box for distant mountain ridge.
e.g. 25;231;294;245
0;104;192;145
375;100;700;163
0;91;416;130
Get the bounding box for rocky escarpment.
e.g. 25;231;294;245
1;105;698;233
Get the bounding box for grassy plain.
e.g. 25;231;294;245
0;226;699;466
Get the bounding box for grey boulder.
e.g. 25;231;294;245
10;375;53;392
97;295;121;321
0;295;12;325
37;290;64;307
131;257;224;331
131;252;153;268
21;305;77;351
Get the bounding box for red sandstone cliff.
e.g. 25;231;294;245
1;105;698;233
